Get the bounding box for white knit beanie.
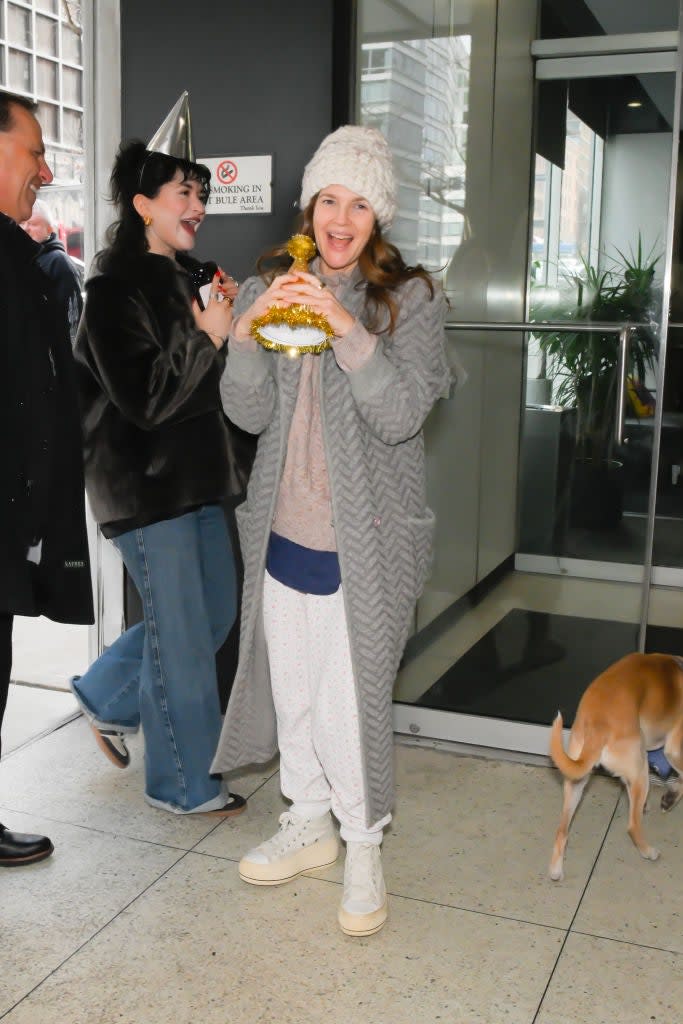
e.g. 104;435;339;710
300;125;397;231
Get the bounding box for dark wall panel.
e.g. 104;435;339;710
120;0;335;281
119;2;337;706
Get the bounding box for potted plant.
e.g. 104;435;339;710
530;239;659;529
526;259;554;406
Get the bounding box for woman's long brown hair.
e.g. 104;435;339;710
256;194;434;335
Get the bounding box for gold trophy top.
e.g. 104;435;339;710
250;234;333;356
286;233;317;273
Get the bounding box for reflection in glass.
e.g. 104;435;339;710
359;22;470;273
523;73;674;565
41;183;85;261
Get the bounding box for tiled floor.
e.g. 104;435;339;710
10;616;90;691
2;710;683;1023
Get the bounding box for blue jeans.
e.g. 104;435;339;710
73;505;236;812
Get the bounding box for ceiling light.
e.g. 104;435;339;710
627;101;643;108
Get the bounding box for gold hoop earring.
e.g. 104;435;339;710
143;215;152;227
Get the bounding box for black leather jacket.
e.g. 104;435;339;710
74;250;234;535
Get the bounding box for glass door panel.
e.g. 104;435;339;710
356;2;681;754
646;65;683;662
521;71;674;571
405;66;678;752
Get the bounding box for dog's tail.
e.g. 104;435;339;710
549;712;602;781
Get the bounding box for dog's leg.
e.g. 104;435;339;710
662;723;683;813
549;776;588;881
625;763;660;861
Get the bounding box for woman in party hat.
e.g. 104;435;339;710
211;125;453;935
71;94;246;818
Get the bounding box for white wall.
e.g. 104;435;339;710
599;132;671;281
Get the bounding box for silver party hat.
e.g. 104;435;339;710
146;91;194;161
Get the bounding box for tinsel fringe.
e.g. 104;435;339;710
251;303;334;355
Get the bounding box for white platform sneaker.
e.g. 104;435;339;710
238;810;339;885
338;842;388;936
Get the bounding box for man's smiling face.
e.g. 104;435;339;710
0;102;53;223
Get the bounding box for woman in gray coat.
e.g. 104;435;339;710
211;125;451;936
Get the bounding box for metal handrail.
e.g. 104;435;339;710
442;316;678;655
444;319;650;331
443;319;652;443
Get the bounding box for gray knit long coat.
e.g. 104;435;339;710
210;267;451;825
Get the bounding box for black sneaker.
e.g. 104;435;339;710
90;724;130;768
200;794;247;817
70;675;130;769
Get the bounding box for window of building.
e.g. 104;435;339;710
532;110;603;289
362;44;390;73
0;0;85;260
8;4;32;47
35;13;57;53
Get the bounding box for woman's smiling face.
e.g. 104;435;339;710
312;184;376;275
136;170;206;258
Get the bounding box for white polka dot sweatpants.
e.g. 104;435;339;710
262;571;391;844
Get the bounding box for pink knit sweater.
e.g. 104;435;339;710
231;270;377;551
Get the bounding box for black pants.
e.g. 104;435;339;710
0;612;13;760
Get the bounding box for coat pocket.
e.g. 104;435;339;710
406;507;436;597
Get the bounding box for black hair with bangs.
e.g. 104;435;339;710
96;139;211;272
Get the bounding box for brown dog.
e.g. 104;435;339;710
549;652;683;881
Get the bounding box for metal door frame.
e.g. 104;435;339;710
83;0;124;662
530;37;683;647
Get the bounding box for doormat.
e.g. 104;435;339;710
414;608;683;729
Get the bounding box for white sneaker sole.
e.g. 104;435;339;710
649;770;676;788
338;898;388;937
91;725;130;769
239;836;339;886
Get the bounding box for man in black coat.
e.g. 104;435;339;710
0;90;93;865
20;199;84;343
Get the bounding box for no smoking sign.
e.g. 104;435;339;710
216;160;238;185
199;155;272;215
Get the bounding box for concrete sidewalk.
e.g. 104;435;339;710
2;616;91;755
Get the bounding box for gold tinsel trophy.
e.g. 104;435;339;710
250;235;334;357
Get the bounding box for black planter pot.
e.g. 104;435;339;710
569;458;624;530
